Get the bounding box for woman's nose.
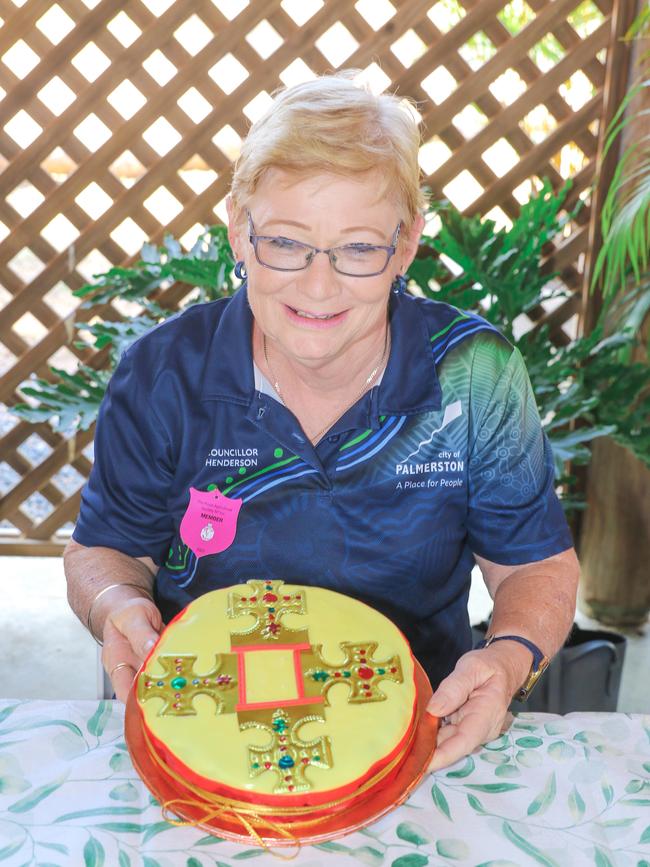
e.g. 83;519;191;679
298;249;340;299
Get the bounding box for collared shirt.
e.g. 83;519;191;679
73;286;573;687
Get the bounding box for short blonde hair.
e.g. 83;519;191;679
229;71;428;231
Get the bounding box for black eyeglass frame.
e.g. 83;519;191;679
246;211;402;278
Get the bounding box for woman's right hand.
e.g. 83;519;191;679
101;596;162;703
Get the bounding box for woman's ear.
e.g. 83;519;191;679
401;213;425;272
225;195;243;260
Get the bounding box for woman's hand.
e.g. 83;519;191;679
425;643;528;771
101;596;162;703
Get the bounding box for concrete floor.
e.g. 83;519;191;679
2;556;649;711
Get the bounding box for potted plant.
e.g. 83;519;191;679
577;3;650;626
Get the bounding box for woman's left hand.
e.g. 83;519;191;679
425;644;529;771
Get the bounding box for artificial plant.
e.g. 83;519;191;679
11;182;650;510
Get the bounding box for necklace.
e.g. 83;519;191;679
262;327;390;444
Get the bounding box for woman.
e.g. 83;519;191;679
65;72;579;772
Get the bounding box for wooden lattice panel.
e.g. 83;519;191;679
0;0;622;551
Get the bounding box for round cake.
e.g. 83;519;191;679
135;579;419;819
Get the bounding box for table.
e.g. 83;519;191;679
1;701;649;866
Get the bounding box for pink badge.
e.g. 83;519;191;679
179;487;243;558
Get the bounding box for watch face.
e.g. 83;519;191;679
518;656;550;701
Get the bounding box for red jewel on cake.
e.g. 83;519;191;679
288;785;294;791
268;623;280;634
284;776;292;781
283;595;290;600
358;666;374;679
334;672;341;677
250;596;257;602
301;757;309;764
263;593;278;603
390;667;397;673
264;761;271;769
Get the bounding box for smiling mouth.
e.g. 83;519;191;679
288;306;342;320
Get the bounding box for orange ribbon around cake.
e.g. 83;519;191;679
141;719;419;854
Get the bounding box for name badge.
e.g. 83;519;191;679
179;487;242;558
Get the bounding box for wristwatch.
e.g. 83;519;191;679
475;634;550;701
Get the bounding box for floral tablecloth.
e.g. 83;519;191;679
1;701;650;866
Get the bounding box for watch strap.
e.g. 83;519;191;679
475;634;545;672
475;634;550;701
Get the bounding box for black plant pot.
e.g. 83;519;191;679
471;622;627;714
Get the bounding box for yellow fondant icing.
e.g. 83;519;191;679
245;649;299;704
138;583;417;795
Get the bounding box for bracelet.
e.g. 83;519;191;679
86;582;154;646
475;633;550;701
474;634;546;672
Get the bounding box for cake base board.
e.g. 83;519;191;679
125;660;438;847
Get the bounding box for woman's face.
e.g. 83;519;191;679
227;169;424;370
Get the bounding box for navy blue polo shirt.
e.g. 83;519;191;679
74;286;573;687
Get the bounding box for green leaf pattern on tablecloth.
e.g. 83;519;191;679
87;702;112;738
527;772;557;816
109;782;139;802
445;756;474;778
1;703;650;865
494;763;521;779
396;822;431;846
431;783;452;820
352;843;384;865
501;820;560;867
547;741;575;762
601;778;615;806
568;785;586;822
593;846;615;867
83;835;105;867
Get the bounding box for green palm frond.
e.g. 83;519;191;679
625;4;650;40
591;64;650;297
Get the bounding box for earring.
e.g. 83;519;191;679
391;274;407;295
234;260;247;280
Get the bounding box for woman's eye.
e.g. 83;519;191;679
345;244;377;257
268;237;299;250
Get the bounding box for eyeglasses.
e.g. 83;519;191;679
247;211;401;277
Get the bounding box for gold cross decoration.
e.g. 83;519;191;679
301;641;403;703
227;579;308;644
137;654;239;715
239;708;333;794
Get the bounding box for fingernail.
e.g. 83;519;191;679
143;639;156;653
